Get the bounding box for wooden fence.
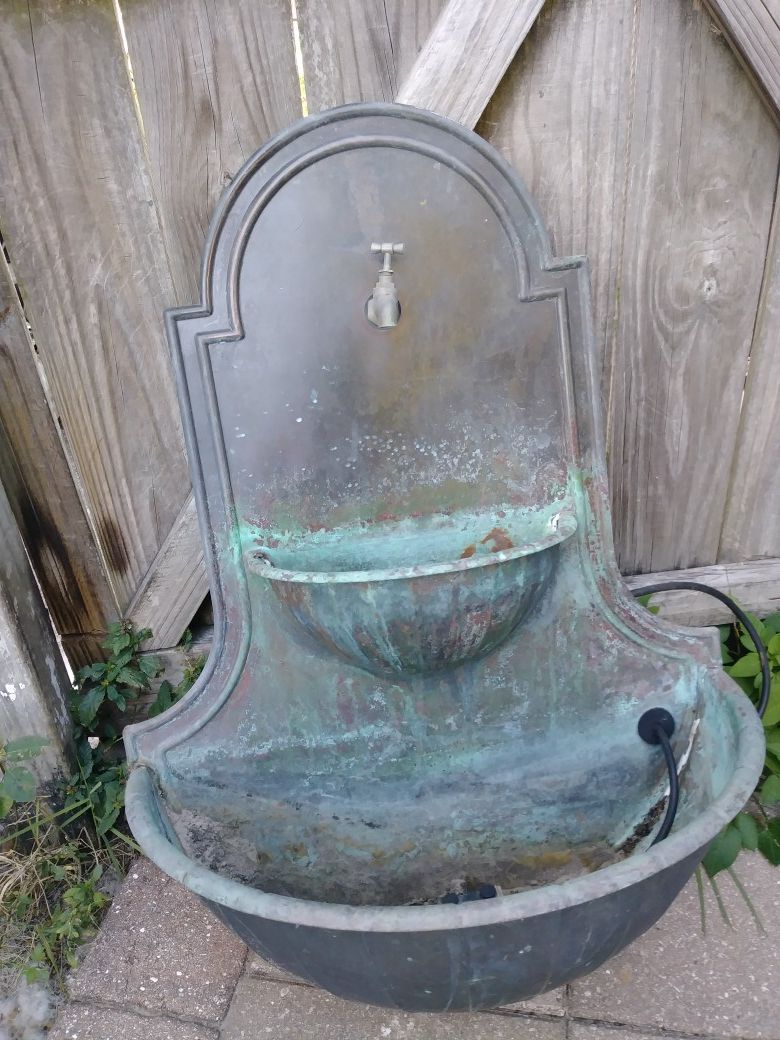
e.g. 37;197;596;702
1;0;779;672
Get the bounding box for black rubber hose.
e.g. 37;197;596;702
650;725;679;846
633;581;770;845
632;580;770;718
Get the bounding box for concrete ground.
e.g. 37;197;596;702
50;854;779;1040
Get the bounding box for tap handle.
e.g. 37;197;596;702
370;242;404;255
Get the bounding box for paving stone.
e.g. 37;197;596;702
220;976;566;1039
245;953;565;1015
569;1026;656;1040
246;953;308;986
50;1004;218;1040
569;852;780;1039
501;988;566;1016
67;857;245;1023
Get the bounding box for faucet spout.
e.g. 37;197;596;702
367;242;404;328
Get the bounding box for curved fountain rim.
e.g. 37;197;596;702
245;514;577;585
126;680;765;935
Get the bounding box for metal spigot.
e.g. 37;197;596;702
367;242;404;329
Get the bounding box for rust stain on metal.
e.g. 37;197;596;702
480;527;514;553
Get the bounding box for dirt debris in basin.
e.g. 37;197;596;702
169;802;629;907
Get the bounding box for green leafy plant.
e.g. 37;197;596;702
1;620;204;986
1;805;119;984
0;737;49;819
701;610;780;876
66;621;165;838
148;628;206;718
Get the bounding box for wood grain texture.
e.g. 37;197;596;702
625;558;780;627
0;472;73;784
298;0;446;111
0;252;114;668
396;0;547;127
482;0;779;575
0;1;189;614
125;493;207;650
718;168;780;562
607;0;779;574
479;0;635;369
121;0;303;305
703;0;780;121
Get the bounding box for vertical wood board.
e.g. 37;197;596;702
121;0;303;306
0;471;73;784
718;166;780;562
0;0;188;611
297;0;446;111
479;0;636;371
481;0;779;574
607;0;778;573
0;252;114;667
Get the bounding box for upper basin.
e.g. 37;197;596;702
246;503;577;677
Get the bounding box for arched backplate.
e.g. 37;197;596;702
125;105;720;820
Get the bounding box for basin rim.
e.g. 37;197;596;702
246;514;576;585
126;682;765;934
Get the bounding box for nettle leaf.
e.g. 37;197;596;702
76;686;105;726
762;680;780;729
4;736;49;761
763;613;780;637
764;728;780;758
757;820;780;867
702;824;742;878
96;804;122;835
0;765;37;802
760;774;780;805
139;655;161;678
729;653;761;678
117;666;148;690
148;680;174;718
76;662;107;685
768;632;780;659
739;613;766;648
106;686;127;711
0;793;14;818
733;812;760;851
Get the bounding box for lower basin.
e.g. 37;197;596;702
126;675;764;1011
246;505;576;677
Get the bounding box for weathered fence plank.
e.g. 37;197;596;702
113;0;304;647
0;464;73;785
703;0;780;122
625;558;780;627
0;1;189;620
605;0;779;574
479;0;635;370
121;0;303;305
396;0;548;127
0;252;114;669
718;172;780;562
298;0;445;111
480;0;779;576
125;493;206;650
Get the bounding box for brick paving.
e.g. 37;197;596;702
50;854;780;1040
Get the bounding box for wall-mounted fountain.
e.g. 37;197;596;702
124;104;765;1012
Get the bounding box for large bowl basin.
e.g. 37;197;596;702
126;677;764;1012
